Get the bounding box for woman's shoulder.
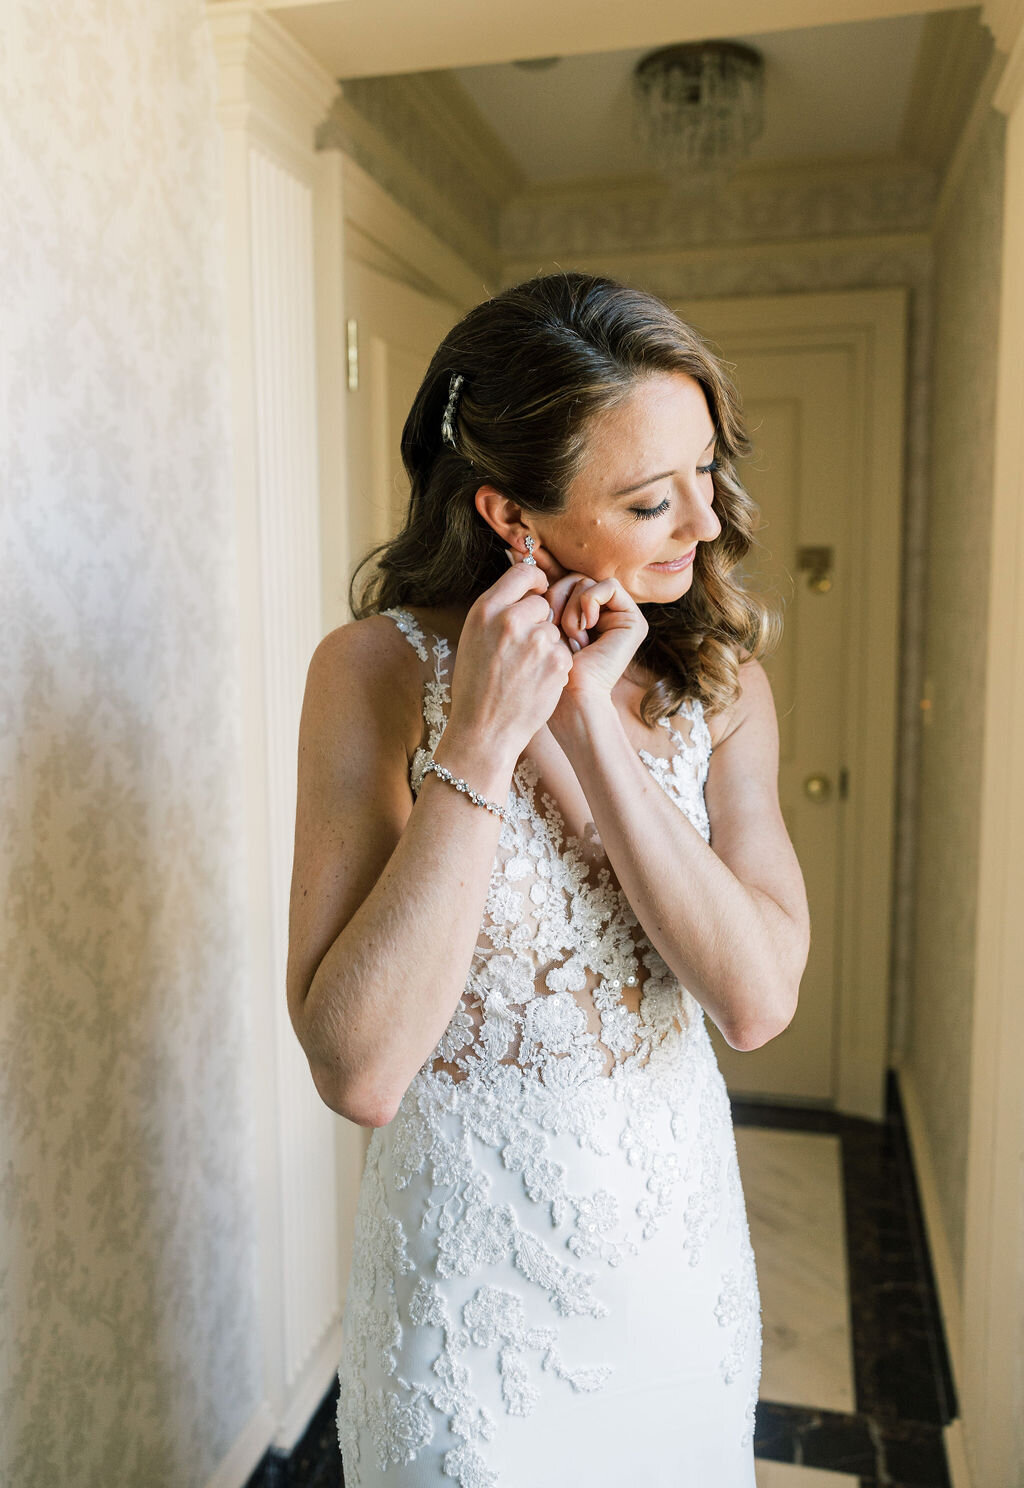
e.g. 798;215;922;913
309;609;426;674
303;613;429;750
704;653;774;751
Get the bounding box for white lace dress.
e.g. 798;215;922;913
336;606;763;1487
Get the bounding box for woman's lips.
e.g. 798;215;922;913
647;545;697;572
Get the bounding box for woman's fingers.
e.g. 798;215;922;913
505;560;623;651
545;571;587;628
559;575;634;655
561;576;604;646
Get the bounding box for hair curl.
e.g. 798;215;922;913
350;271;782;723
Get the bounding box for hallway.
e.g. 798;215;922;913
247;1074;955;1488
6;2;1024;1484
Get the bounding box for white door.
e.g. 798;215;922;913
673;292;906;1118
331;258;461;629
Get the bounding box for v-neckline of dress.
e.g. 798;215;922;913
507;704;708;892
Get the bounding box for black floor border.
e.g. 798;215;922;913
733;1068;958;1486
753;1397;950;1486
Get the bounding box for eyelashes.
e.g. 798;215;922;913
631;497;670;521
630;460;719;521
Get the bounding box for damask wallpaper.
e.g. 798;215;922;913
1;3;263;1484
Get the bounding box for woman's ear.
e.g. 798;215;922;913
475;484;568;581
474;484;529;551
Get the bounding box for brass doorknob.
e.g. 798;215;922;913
804;773;832;802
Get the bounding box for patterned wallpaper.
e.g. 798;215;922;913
0;3;263;1484
910;105;1006;1289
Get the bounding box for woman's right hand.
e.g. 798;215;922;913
444;558;573;765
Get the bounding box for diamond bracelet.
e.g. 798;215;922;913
421;758;510;825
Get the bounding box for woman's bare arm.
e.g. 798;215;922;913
286;622;513;1127
286;567;572;1127
549;658;810;1050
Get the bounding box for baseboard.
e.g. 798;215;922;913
896;1065;973;1488
943;1416;974;1488
203;1319;344;1488
273;1316;344;1452
205;1399;276;1488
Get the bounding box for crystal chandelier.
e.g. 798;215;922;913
632;41;765;176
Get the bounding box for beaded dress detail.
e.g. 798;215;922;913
336;606;763;1487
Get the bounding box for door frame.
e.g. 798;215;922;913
672;289;908;1123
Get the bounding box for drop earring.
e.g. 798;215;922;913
523;535;537;566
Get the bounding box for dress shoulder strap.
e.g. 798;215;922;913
378;606;452;768
379;605;429;662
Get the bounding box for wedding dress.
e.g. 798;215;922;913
335;606;762;1487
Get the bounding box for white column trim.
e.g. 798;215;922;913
207;3;337;179
205;2;343;1470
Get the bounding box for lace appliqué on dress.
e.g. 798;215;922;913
638;704;713;841
338;608;761;1484
714;1228;763;1449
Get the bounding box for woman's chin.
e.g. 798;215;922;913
633;567;695;604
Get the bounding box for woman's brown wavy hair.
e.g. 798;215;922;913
350;271;782;722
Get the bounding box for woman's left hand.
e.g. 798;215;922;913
517;546;648;701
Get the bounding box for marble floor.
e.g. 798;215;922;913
247;1071;956;1488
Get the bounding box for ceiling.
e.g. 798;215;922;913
266;0;967;80
450;14;928;183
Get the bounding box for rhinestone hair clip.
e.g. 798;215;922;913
441;373;464;449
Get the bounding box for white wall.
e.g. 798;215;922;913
0;3;263;1483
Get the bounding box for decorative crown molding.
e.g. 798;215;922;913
500;156;939;262
205;1;338;157
398;71;526;200
317;71;514;282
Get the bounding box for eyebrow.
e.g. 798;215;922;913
611;429;718;497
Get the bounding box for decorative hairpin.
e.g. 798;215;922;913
441;373;464;449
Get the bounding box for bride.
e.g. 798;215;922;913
286;271;810;1486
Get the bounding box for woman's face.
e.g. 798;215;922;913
534;370;723;604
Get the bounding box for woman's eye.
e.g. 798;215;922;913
630;460;717;519
631;497;671;521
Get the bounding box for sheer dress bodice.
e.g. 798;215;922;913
336;606;763;1487
386;602;715;1087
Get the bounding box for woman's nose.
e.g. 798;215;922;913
673;485;722;544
